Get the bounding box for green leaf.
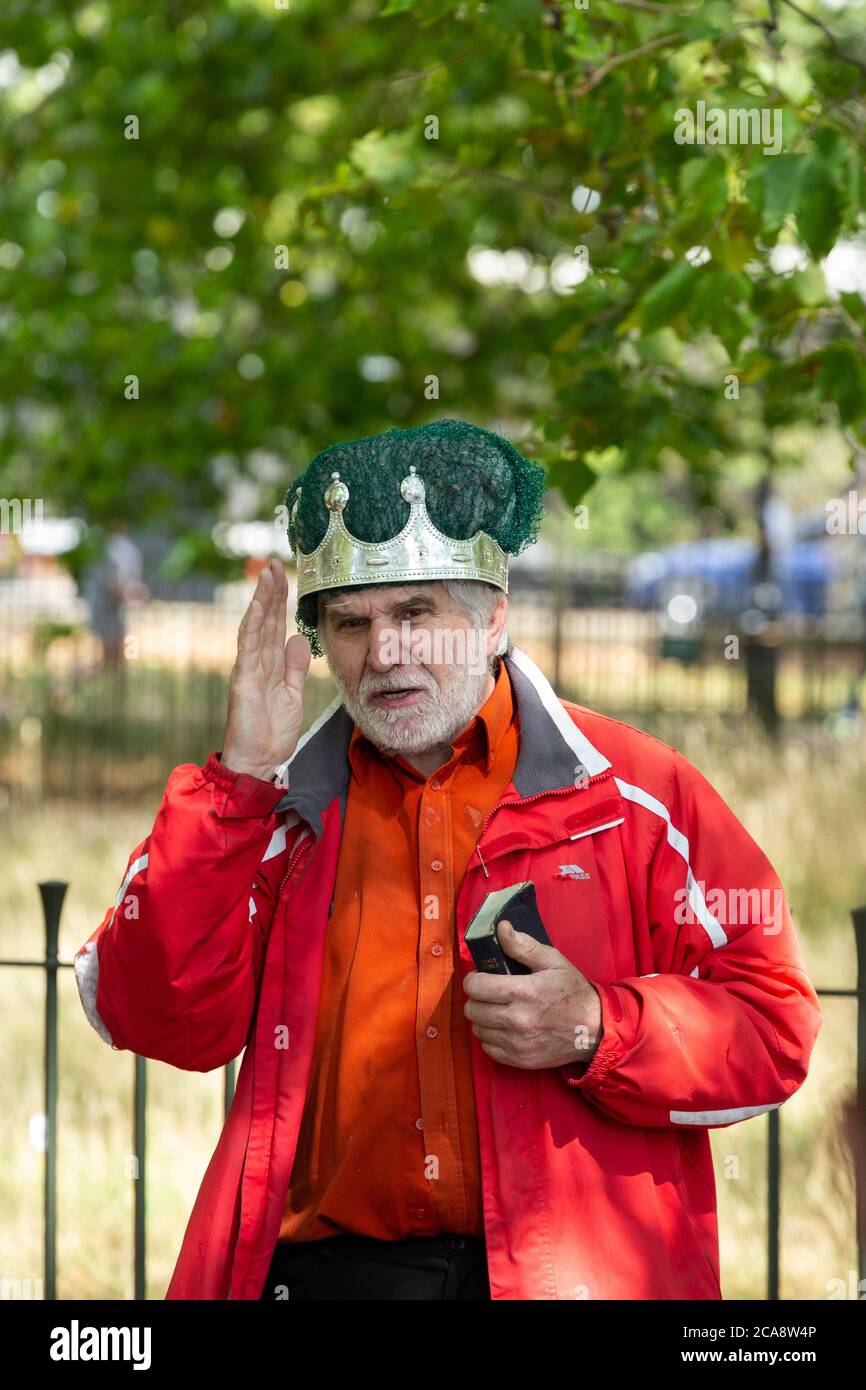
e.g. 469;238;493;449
639;261;697;333
545;456;597;509
846;148;861;213
638;328;683;367
678;156;728;218
348;129;418;186
759;154;842;258
760;154;808;235
681;0;731;38
816;343;866;425
796;157;843;260
790;265;827;307
690;269;754;354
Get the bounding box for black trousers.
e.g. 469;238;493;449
258;1232;491;1301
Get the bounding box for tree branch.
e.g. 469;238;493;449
427;159;565;212
610;0;694;13
780;0;866;80
573;31;686;98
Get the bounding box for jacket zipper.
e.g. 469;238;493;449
278;830;315;899
474;770;613;879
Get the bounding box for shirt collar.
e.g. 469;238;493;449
348;657;514;785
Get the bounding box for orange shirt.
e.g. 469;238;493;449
279;658;519;1242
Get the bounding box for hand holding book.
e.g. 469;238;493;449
462;881;603;1071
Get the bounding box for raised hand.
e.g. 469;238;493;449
220;558;312;781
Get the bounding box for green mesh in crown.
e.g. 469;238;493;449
283;417;548;657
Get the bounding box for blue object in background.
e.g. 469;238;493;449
626;535;841;617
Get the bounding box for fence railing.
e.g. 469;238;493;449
1;593;865;804
3;882;863;1301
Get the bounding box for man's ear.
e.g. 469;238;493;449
488;592;508;658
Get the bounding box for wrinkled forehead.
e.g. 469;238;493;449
320;581;444;618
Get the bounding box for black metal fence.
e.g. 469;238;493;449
3;882;864;1301
1;586;865;805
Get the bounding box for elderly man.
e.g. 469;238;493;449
74;418;821;1301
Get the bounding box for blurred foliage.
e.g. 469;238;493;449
1;0;866;571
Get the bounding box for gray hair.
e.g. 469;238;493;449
317;578;508;670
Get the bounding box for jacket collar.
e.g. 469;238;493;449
272;640;611;841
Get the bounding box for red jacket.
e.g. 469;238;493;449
74;643;821;1300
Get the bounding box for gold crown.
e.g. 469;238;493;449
292;465;509;602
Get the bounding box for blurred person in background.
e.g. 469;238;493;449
82;518;148;671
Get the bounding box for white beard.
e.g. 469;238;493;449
329;655;494;757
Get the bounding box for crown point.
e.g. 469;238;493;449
400;468;426;505
324;473;350;512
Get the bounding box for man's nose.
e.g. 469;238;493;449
365;617;403;673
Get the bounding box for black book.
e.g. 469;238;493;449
464;880;552;976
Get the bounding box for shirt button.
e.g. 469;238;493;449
431;859;443;871
431;942;444;956
425;1025;438;1039
430;779;441;790
415;1118;424;1130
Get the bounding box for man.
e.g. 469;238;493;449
82;518;147;670
74;418;822;1301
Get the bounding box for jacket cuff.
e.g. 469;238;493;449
558;983;631;1091
201;751;287;819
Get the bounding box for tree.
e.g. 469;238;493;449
1;0;864;575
